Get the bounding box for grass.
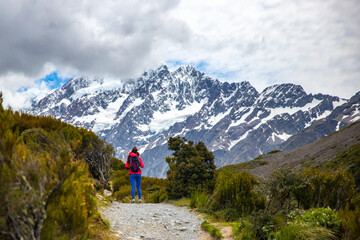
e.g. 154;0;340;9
166;197;191;207
201;220;223;239
221;159;269;172
190;190;210;210
275;223;337;240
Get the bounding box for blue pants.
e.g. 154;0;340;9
130;174;142;199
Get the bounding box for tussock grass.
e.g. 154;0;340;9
201;220;223;239
190;190;210;210
276;223;337;240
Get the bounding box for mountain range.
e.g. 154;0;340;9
25;65;360;177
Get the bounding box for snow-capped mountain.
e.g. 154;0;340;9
26;65;359;177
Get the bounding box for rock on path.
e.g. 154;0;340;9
101;202;206;240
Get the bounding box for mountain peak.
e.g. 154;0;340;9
25;65;357;178
63;76;104;90
257;83;309;108
261;83;306;96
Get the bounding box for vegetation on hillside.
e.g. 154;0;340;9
322;141;360;189
0;93;114;239
164;133;360;240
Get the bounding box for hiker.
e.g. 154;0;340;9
125;147;144;203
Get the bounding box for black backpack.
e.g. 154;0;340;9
130;156;140;173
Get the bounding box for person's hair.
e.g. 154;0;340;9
131;147;140;156
127;147;140;164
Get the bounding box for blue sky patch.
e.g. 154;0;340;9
38;71;70;89
17;71;71;93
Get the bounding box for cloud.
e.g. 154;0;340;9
169;0;360;98
0;0;359;110
0;0;189;78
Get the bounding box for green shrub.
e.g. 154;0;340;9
111;170;129;192
211;169;265;220
148;190;168;203
300;208;340;231
276;223;337;240
265;170;310;211
113;185;132;202
41;161;98;239
0;95;114;239
302;168;355;210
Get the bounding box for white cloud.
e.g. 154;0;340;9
0;0;359;109
168;0;360;98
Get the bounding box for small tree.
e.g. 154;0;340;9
165;137;216;199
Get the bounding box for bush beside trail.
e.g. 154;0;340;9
0;93;115;239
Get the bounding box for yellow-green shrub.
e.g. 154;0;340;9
302;168;355;210
0;94;113;239
41;161;98;239
113;185;132;202
211;169;266;220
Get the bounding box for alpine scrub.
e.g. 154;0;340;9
162;135;360;239
0;93;114;239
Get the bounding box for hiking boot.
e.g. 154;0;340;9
131;199;135;204
139;199;142;204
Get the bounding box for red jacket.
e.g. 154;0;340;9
125;152;144;175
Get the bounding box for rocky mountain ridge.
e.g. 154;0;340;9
25;65;360;177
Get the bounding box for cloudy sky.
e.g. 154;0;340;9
0;0;359;109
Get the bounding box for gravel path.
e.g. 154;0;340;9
101;202;207;240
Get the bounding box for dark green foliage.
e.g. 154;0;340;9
248;210;278;240
165;137;216;199
264;170;310;212
211;169;266;221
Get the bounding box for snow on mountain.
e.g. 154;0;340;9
25;65;359;178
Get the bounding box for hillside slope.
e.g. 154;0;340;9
225;120;360;179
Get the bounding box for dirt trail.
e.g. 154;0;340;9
101;202;212;240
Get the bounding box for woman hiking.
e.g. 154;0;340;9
125;147;144;203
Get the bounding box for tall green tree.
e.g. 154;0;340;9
165;137;216;199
